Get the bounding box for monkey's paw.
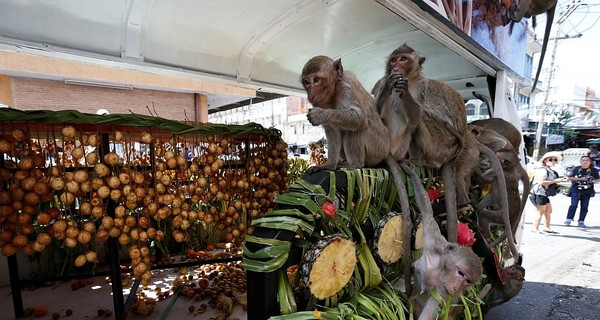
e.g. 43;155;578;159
307;108;327;125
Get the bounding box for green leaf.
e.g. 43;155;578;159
274;192;323;217
264;208;315;223
243;252;289;272
252;216;315;234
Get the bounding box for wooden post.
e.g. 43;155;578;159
194;93;208;123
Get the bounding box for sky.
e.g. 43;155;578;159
535;0;600;94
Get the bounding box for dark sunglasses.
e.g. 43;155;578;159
547;158;558;162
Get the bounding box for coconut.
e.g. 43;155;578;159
106;175;121;189
87;134;99;147
18;156;34;171
74;254;87;267
86;152;98;165
103;152;120;166
50;177;65;191
71;147;85;160
94;163;110;177
59;192;75;205
80;181;92;193
61;126;77;140
66;226;80;239
63;237;77;248
97;186;110;199
140;132;152;144
85;250;98;262
0;139;12;153
73;170;89;184
77;230;92;244
33;181;49;196
65;180;80;194
11;128;27;142
113;131;124;142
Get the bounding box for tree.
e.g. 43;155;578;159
552;108;577;148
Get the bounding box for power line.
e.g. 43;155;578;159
534;0;582;160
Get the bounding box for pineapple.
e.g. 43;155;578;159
373;211;405;264
300;234;357;299
414;221;424;250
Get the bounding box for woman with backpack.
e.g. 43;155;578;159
530;151;563;234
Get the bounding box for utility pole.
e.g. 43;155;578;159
533;0;581;160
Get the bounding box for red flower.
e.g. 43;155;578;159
491;246;506;284
321;201;336;217
457;222;475;246
426;188;440;203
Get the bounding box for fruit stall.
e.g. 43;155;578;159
1;108;519;319
0;108;288;319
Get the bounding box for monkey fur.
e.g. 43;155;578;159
470;118;530;237
374;43;480;243
398;161;483;320
301;56;389;172
484;264;525;312
504;0;557;92
468;125;520;259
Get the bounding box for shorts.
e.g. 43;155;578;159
529;194;550;206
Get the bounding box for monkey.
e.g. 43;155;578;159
468;125;520;259
503;0;557;92
396;160;483;320
373;43;481;243
301;56;389;172
470;118;530;237
470;118;523;155
483;264;525;312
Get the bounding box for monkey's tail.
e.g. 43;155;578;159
477;142;520;259
384;156;414;296
515;165;530;236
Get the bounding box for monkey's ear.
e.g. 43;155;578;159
334;58;344;77
502;158;513;167
444;243;458;253
418;56;426;67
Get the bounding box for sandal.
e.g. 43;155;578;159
542;229;558;234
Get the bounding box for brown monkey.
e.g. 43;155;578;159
484;264;525;312
374;44;480;242
470;118;522;153
505;0;557;92
468;125;519;258
397;161;483;320
301;56;389;171
470;118;530;237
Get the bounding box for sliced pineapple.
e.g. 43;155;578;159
373;211;404;264
300;234;356;300
414;221;424;250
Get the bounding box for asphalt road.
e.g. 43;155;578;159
486;191;600;320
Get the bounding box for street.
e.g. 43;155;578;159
486;191;600;319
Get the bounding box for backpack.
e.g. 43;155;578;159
543;183;560;197
531;166;559;197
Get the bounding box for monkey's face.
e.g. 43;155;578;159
386;52;425;79
441;246;482;294
388;53;411;77
504;265;525;281
301;55;340;107
442;261;475;295
301;71;334;107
